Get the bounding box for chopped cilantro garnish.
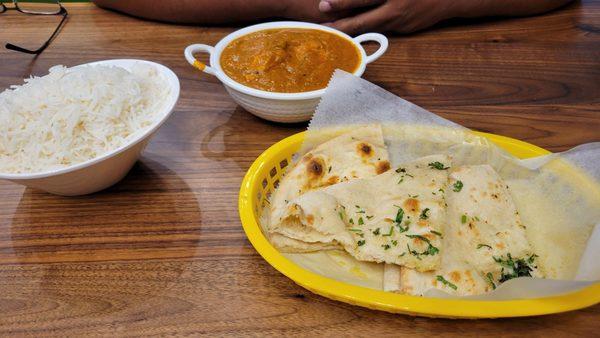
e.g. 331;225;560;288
461;214;467;224
396;168;413;184
406;234;428;241
430;230;442;237
349;228;363;233
349;218;354;224
395;208;404;224
405;234;439;256
391;239;398;246
373;228;381;235
493;253;537;283
358;217;364;225
428;161;449;170
397;223;409;233
425;244;440;256
357;240;366;246
477;243;492;250
453;180;463;192
366;215;374;220
399;252;406;257
486;272;496;290
338;211;344;220
527;254;539;264
382;244;391;250
406;244;422;260
420;208;430;220
436;275;458;290
383;226;394;236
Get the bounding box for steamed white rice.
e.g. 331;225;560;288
0;64;170;174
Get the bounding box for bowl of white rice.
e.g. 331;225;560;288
0;59;180;195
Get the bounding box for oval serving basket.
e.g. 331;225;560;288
238;131;600;318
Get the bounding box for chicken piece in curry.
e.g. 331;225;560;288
220;28;360;93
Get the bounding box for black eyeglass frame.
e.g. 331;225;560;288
1;0;68;55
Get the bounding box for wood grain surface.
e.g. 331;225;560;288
0;2;599;336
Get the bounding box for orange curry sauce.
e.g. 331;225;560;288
220;28;361;93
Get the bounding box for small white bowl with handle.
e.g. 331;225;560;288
0;59;180;196
184;21;388;123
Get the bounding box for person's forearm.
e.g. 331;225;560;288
451;0;574;19
92;0;288;24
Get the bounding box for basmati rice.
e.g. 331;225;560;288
0;64;170;174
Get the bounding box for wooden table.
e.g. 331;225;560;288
1;2;599;336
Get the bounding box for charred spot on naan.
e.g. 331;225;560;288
376;160;391;174
357;142;374;158
450;271;461;283
324;175;339;186
301;157;328;190
306;157;324;178
466;221;480;236
404;198;420;213
417;219;428;227
410;236;426;246
464;270;477;286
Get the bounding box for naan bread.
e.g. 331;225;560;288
269;233;340;252
268;125;391;252
392;165;540;296
271;155;451;271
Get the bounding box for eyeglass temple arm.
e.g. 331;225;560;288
5;6;68;55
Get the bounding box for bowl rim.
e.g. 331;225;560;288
209;21;372;100
0;59;180;180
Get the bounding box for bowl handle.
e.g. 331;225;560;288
184;44;216;75
353;33;389;64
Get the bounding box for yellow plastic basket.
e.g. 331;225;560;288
238;131;600;318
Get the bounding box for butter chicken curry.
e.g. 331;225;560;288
220;28;361;93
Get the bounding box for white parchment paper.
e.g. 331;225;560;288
284;70;600;300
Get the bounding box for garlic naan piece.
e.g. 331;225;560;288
268;125;390;252
395;165;540;296
272;155;451;271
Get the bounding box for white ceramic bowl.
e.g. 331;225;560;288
184;21;388;123
0;59;180;196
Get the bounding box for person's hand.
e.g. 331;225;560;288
283;0;351;23
318;0;460;34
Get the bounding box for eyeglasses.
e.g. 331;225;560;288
1;0;68;55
